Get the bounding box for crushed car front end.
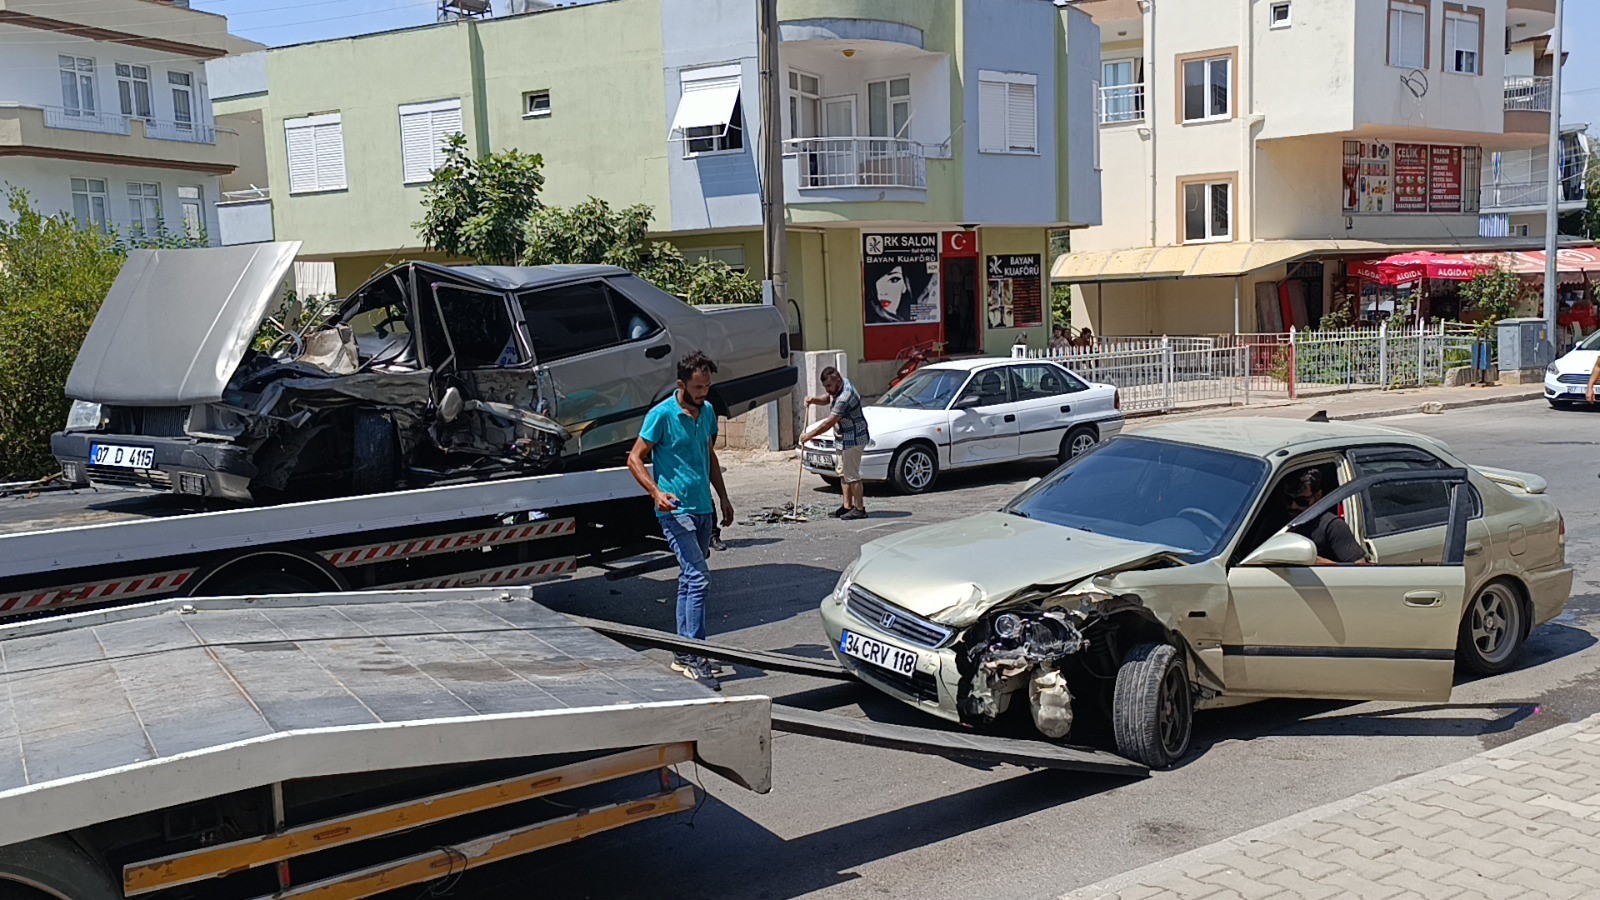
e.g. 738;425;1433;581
52;402;258;500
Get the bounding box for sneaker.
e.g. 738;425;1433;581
671;653;695;673
682;656;722;691
829;506;849;518
841;508;868;520
710;534;727;552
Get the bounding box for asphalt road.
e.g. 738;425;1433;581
473;400;1600;900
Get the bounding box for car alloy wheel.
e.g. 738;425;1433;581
1058;425;1099;464
1460;581;1525;674
891;444;938;494
1112;642;1193;769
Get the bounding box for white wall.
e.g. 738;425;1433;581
1254;1;1357;139
1350;0;1506;137
0;23;215;129
0;156;222;242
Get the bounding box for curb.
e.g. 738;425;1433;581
1061;710;1600;900
1131;388;1543;424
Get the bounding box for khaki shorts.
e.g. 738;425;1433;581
837;446;865;483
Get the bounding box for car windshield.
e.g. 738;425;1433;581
876;369;968;410
1577;331;1600;352
1006;436;1268;562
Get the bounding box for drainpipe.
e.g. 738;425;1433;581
1142;0;1157;247
1542;0;1564;351
1239;0;1262;243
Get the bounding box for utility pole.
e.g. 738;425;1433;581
757;0;788;451
1542;0;1564;350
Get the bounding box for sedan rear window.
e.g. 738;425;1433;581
1008;437;1268;562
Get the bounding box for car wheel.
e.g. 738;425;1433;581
1457;580;1527;676
1112;642;1193;769
889;443;939;494
1058;425;1099;464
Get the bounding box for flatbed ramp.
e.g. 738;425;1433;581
0;588;770;852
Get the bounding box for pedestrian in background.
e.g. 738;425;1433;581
626;351;735;689
800;366;871;520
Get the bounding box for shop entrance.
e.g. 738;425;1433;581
942;257;980;354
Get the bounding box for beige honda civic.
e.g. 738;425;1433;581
819;418;1571;768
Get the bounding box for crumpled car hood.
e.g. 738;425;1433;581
66;241;302;405
848;511;1181;627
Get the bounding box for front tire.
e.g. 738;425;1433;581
1112;643;1193;768
1457;580;1527;676
1059;425;1099;464
889;443;939;494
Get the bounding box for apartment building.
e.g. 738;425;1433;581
1059;0;1565;335
212;0;1103;387
1479;122;1589;238
0;0;251;242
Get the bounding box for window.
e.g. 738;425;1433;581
957;368;1013;408
517;281;651;362
1181;55;1231;122
430;285;518;370
59;56;96;117
399;98;464;184
1348;447;1481;537
1101;58;1144;124
1269;2;1292;28
114;63;151;119
868;77;911;139
178;185;203;238
1388;1;1427;69
127;182;161;234
978;71;1038;154
1462;145;1482;213
1009;364;1085;401
523;90;551;118
1182;179;1233;243
70;178;108;232
672;66;744;156
1445;10;1481;75
168;71;194;131
284;113;347;194
684;246;746;273
788;69;821;139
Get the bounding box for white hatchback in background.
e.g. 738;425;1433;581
801;358;1123;494
1544;331;1600;407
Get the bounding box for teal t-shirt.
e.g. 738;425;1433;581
640;394;719;516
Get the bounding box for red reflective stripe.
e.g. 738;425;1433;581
171;571;190;586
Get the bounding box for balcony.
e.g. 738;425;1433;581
1098;84;1145;125
1505;76;1553;112
1481;179;1588;213
217;188;274;246
0;104;237;173
787;138;928;190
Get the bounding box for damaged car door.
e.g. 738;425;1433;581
1223;468;1472;702
515;279;673;458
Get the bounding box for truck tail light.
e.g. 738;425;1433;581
780;332;790;360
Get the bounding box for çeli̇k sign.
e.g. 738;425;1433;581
864;233;941;325
986;254;1043;328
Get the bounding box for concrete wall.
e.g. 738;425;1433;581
661;0;761;233
0;155;221;239
1059;3;1103;228
1254;1;1357;139
1350;0;1507;138
959;0;1059;224
206;51;267;102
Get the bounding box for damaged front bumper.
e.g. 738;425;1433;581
51;431;257;501
819;588;964;723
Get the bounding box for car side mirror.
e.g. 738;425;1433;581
438;386;464;424
954;395;982;410
1239;532;1318;567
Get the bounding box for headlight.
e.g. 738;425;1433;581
832;560;860;600
64;400;104;432
993;612;1024;640
1547;363;1560;376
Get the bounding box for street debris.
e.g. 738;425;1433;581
743;502;831;525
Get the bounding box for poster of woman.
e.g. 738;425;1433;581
863;233;941;325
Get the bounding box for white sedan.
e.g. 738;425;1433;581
801;358;1123;494
1544;331;1600;407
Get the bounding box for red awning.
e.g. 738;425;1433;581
1348;251;1492;286
1461;245;1600;277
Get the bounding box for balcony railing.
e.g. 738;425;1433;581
43;106;130;135
38;105;218;144
786;138;928;190
1098;83;1146;124
1482;179;1587;210
1505;76;1553;112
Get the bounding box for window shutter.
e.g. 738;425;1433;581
429;105;463;169
978;79;1007;152
1006;83;1037;152
401;111;433;183
286;126;317;193
314;123;346;190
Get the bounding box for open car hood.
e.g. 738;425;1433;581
848;511;1183;627
66;242;302;405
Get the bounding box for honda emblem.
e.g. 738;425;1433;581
880;612;898;630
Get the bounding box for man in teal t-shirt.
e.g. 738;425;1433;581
627;351;735;689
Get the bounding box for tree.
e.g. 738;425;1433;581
1459;267;1526;339
1583;147;1600;240
1047;228;1072;329
0;188;208;479
415;134;545;266
522;197;759;304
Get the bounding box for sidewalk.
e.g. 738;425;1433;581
1137;382;1545;425
1065;712;1600;900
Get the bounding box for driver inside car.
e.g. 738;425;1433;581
1278;468;1368;565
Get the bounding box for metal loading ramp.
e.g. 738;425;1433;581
0;588;771;851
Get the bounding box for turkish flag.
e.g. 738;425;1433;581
942;231;977;258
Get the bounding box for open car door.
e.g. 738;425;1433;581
1223;469;1472;701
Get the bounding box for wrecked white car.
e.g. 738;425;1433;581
53;242;796;501
820;419;1571;768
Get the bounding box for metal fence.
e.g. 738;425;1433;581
1015;323;1481;414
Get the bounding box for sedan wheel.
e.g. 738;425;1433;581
1059;425;1099;464
890;444;938;495
1112;643;1193;769
1457;580;1527;676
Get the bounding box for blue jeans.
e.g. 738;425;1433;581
659;513;714;641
